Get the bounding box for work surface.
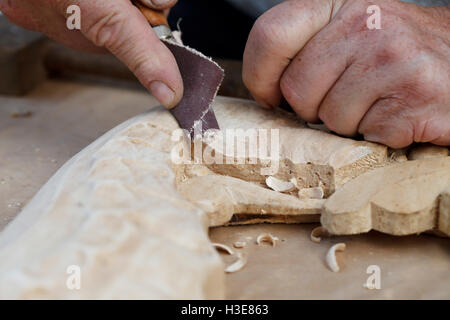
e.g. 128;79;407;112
0;80;448;299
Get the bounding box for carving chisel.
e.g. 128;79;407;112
133;2;223;138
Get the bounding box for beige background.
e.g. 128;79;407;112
1;80;448;299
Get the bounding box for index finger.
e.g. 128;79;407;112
242;0;339;108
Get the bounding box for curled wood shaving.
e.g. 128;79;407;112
233;241;247;249
225;252;248;273
212;243;247;274
326;243;346;272
310;226;330;243
265;176;295;193
256;233;279;247
289;177;299;188
212;243;234;255
298;187;324;199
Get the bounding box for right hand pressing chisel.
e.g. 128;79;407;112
132;0;223;137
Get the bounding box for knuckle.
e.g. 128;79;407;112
412;118;448;144
243;14;282;94
318;107;335;130
130;52;155;85
413;62;445;98
374;24;417;62
242;61;267;100
280;73;304;108
83;9;124;48
359;100;415;148
394;62;442;103
375;37;408;65
250;13;284;54
279;73;297;104
363;123;413;148
250;16;271;43
413;119;431;143
280;74;317;122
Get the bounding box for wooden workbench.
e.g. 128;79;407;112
1;80;448;299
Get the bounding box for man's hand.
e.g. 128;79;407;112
0;0;182;108
243;0;450;148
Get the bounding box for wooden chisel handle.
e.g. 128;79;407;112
132;0;169;27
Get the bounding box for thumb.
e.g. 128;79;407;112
75;0;183;108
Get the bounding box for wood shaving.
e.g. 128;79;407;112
310;226;330;243
298;187;324;199
212;243;247;274
233;241;247;249
212;243;234;255
326;243;346;272
265;176;295;193
289;177;299;188
225;252;248;273
256;233;279;247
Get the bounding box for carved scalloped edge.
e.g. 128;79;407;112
321;158;450;236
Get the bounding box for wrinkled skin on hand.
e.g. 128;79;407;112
243;0;450;148
0;0;182;108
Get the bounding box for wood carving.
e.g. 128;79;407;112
322;157;450;236
4;96;438;299
407;144;449;160
0;109;225;299
175;98;389;226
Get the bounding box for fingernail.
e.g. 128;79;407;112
149;81;176;108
